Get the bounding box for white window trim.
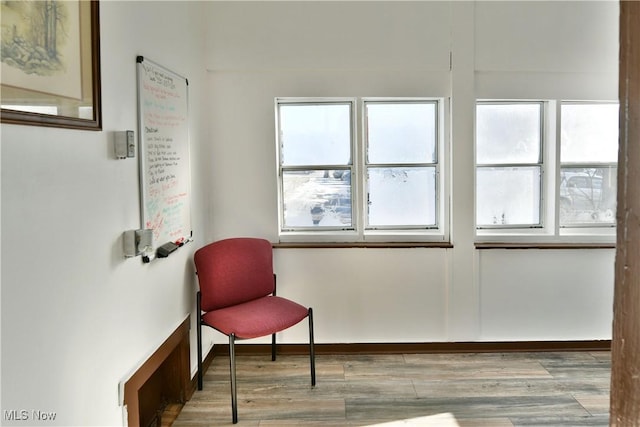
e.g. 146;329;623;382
275;97;450;244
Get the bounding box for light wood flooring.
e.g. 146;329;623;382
172;351;611;426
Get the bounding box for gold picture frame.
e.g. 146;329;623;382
0;0;101;130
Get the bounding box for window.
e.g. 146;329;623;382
276;98;446;242
364;101;439;229
277;101;354;230
475;102;543;228
560;102;618;227
475;100;619;240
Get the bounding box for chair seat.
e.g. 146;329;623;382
202;295;309;339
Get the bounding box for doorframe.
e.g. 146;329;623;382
611;1;640;424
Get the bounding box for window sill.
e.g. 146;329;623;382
273;241;453;249
475;242;615;249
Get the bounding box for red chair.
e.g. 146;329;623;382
194;238;315;424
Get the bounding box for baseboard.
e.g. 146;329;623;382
210;340;611;357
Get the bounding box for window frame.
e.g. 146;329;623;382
275;97;449;243
558;101;619;231
475;99;619;244
363;99;441;232
276;98;357;235
475;100;545;230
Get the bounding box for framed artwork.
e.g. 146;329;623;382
0;0;101;130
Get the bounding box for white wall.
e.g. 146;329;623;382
479;249;615;341
205;1;617;346
475;1;618;100
1;2;208;426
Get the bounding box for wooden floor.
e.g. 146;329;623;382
172;351;610;426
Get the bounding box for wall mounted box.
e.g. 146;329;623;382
115;130;135;159
123;229;153;257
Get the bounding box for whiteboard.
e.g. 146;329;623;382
136;57;192;260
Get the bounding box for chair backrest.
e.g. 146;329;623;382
194;238;275;312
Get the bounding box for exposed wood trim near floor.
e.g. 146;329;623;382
123;315;190;427
159;343;217;427
210;340;611;357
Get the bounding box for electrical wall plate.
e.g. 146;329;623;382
115;130;135;159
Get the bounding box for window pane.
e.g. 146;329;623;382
282;169;352;228
476;167;541;226
476;103;541;164
561;103;619;163
367;167;436;227
560;167;617;226
279;104;351;166
366;102;437;164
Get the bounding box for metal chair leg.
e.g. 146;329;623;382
309;308;316;386
272;274;277;362
229;333;238;424
271;333;276;361
197;292;203;391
